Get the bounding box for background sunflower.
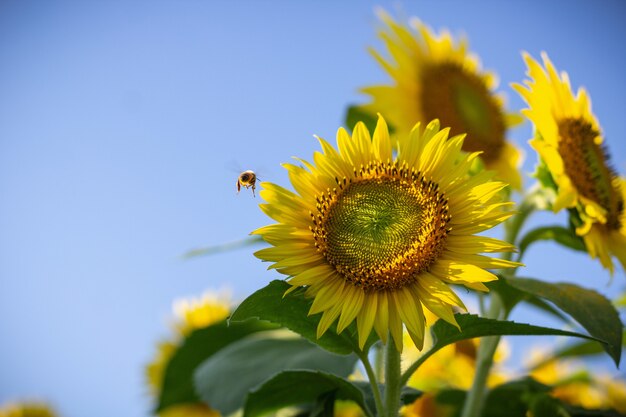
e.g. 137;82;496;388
361;11;524;189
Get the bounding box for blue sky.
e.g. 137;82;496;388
1;1;625;416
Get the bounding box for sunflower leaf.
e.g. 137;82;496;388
435;378;569;417
430;314;611;351
181;235;265;259
243;370;374;417
231;280;377;355
517;225;586;261
156;319;275;412
505;277;622;366
402;314;616;386
488;277;568;320
193;333;358;416
345;105;380;134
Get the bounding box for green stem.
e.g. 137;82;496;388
375;342;384;380
503;197;535;261
358;351;384;417
459;294;504;417
383;337;402;417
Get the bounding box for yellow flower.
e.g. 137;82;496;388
254;115;519;351
514;52;626;274
146;292;230;416
602;377;626;414
334;401;365;417
0;402;57;417
401;393;454;417
146;341;178;396
529;351;626;413
404;338;508;392
402;310;509;391
361;10;523;190
158;404;220;417
171;293;230;337
531;358;604;410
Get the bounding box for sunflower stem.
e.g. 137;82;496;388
359;350;384;417
375;342;384;380
503;195;536;261
383;337;402;417
459;293;504;417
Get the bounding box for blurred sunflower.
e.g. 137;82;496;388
514;53;626;274
361;10;523;189
146;292;229;417
0;402;57;417
529;351;626;413
401;393;454;417
402;315;509;392
254;115;519;351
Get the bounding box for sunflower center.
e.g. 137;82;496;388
558;118;623;230
420;62;506;163
311;162;451;291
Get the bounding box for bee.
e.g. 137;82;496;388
237;170;258;197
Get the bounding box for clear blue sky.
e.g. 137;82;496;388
1;1;625;416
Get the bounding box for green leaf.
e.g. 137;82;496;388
348;381;421;415
231;280;376;355
307;391;335;417
435;378;567;417
530;328;626;370
157;319;274;411
533;156;558;192
402;314;615;386
487;278;568;320
194;332;358;415
345;105;380;134
399;386;422;405
527;394;571;417
507;277;622;366
243;371;373;417
430;314;608;352
517;225;586;260
564;406;626;416
182;235;265;259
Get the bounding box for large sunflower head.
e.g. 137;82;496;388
254;116;519;351
514;53;626;274
361;10;523;190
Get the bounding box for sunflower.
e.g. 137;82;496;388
253;116;519;351
0;402;57;417
146;292;229;417
360;10;523;190
514;53;626;274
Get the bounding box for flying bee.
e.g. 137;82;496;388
237;170;258;197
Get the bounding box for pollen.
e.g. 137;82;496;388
557;118;624;230
310;161;451;292
420;62;506;163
